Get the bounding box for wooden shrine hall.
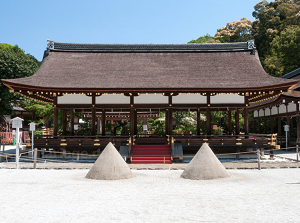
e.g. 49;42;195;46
1;40;298;163
250;68;300;147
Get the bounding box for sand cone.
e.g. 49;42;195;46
86;142;134;180
181;143;229;180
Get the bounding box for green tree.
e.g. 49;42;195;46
266;25;300;75
19;98;54;126
252;0;300;61
189;18;253;45
188;34;216;43
0;44;40;115
215;17;253;43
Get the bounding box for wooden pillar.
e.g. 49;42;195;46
101;109;106;136
263;109;267;134
244;108;249;136
168;108;173;135
197;108;201;135
228;110;232;135
290;117;294;138
91;107;96;135
134;109;138;135
62;109;67;135
130;107;135;136
53;107;58;136
70;109;74;136
269;108;273;134
235;108;239;135
206;108;211;135
165;109;169;135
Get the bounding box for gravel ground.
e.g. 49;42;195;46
0;168;299;223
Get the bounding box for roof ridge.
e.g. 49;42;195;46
46;40;255;52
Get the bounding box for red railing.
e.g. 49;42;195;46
0;131;29;144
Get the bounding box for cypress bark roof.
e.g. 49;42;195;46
2;41;297;92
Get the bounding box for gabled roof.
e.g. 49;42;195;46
2;40;297;93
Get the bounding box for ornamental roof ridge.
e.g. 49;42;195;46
46;40;255;52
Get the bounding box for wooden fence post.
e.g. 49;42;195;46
33;148;37;169
257;149;261;170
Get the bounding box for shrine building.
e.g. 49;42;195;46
1;40;298;163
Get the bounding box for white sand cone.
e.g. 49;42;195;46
86;142;134;180
181;142;229;180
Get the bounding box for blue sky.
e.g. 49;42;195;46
1;0;264;61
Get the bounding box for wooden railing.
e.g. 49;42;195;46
172;133;278;149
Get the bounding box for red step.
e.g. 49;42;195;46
131;144;172;164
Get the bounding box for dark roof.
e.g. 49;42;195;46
281;67;300;79
2;40;297;92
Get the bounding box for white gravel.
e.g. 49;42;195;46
0;169;299;223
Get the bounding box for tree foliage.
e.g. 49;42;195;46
19;98;54;126
189;18;253;45
252;0;300;75
215;17;253;43
0;44;40;115
188;34;215;43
